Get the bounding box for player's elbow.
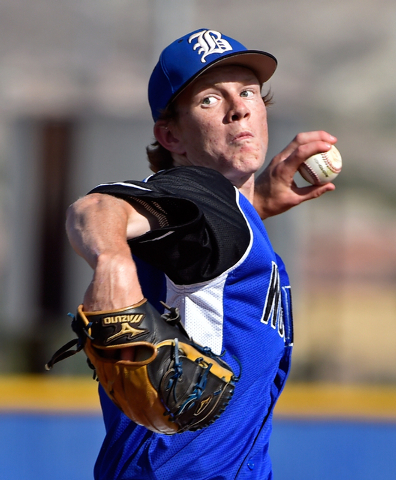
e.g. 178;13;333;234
66;194;99;226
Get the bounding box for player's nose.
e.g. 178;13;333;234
226;95;250;123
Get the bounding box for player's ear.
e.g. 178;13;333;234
154;121;185;155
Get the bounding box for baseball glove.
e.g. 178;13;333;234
46;299;238;435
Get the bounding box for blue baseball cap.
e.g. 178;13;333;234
148;28;278;122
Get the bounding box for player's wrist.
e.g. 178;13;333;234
92;247;134;269
84;252;144;311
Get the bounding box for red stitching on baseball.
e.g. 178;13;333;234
299;162;319;184
321;152;342;174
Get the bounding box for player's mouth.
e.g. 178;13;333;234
230;131;254;143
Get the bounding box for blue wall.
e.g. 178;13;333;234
270;418;396;479
0;413;104;480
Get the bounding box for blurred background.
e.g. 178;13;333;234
0;0;396;478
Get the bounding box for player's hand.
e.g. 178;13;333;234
254;131;337;219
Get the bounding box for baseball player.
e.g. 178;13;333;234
65;29;336;479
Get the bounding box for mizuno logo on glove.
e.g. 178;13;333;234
103;314;145;325
106;322;147;343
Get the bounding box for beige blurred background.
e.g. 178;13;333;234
0;0;395;387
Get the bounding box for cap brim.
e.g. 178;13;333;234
208;50;278;84
167;50;277;109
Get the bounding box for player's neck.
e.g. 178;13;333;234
237;176;255;203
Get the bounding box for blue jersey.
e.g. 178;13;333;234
89;166;293;480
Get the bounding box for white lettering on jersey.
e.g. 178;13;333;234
261;262;285;339
188;30;233;63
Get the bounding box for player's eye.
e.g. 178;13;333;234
201;95;217;106
240;90;254;98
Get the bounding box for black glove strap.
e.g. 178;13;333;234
45;338;83;370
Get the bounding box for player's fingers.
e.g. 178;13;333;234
285;140;334;171
293;182;336;203
270;131;337;166
292;130;337;148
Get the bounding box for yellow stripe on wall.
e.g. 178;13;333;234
1;376;396;420
0;375;101;413
275;383;396;421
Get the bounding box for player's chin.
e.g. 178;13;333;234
234;157;264;178
229;150;263;169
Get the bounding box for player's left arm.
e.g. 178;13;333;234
254;130;337;219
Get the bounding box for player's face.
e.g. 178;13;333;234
171;66;268;188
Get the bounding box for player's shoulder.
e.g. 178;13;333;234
88;166;233;199
151;166;227;180
139;166;238;208
146;166;233;191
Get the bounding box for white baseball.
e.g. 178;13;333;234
298;145;342;185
